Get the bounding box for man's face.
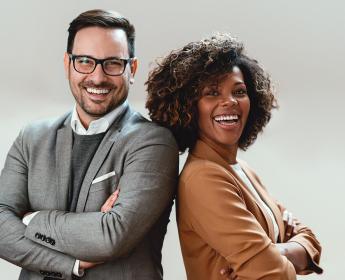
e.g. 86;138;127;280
64;26;137;127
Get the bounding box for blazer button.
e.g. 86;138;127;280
51;239;56;246
53;271;62;277
35;233;42;239
40;270;49;276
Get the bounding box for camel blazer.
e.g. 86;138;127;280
0;104;179;280
177;140;322;280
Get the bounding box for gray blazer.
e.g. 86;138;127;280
0;104;179;280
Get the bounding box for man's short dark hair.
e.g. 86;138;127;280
67;9;135;57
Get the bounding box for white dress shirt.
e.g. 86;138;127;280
71;100;128;135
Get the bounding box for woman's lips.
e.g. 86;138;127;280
213;114;240;129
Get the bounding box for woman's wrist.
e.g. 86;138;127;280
276;242;308;273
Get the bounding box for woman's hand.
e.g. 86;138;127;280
101;188;120;213
276;242;309;273
220;266;235;279
282;210;297;242
278;210;309;273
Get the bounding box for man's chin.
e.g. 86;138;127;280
84;109;109;118
80;99;124;118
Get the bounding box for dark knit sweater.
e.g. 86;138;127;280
69;132;106;211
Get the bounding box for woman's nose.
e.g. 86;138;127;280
220;95;238;107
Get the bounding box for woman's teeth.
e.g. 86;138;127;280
214;115;239;123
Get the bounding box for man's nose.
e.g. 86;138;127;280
89;64;108;84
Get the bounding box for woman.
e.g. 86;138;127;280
146;33;322;279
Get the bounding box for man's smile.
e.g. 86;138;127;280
85;87;111;95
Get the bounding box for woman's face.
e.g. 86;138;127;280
197;66;250;155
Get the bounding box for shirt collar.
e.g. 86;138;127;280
71;101;128;135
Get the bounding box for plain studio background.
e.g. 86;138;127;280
0;1;344;279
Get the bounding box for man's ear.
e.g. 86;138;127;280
129;57;138;84
63;52;71;79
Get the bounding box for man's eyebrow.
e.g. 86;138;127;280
73;54;123;60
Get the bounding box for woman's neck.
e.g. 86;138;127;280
199;136;238;165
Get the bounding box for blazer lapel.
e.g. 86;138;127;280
239;163;285;242
56;115;73;210
257;188;285;242
192;140;282;242
75;105;132;212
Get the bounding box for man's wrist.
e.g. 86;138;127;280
22;211;40;226
73;260;84;276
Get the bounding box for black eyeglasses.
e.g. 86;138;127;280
68;54;132;76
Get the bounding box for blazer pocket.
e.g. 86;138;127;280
85;173;119;211
89;171;118;193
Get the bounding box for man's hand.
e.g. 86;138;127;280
75;189;121;273
220;266;235;279
101;188;120;213
79;260;103;270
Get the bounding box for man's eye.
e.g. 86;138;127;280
76;57;93;65
105;59;123;67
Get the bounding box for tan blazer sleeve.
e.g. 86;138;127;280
249;169;323;274
183;164;296;280
275;200;323;274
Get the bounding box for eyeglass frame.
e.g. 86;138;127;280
68;53;133;76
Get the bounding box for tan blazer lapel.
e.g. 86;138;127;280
192;140;283;242
239;162;285;242
56;116;73;210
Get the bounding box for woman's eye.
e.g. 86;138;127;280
234;89;247;96
206;91;219;96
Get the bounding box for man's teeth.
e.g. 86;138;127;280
86;88;111;95
214;115;239;122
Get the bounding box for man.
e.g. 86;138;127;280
0;9;178;280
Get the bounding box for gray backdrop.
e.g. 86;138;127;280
0;0;344;279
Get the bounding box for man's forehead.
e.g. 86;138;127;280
74;26;127;43
72;26;129;56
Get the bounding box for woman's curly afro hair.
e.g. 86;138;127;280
146;33;277;153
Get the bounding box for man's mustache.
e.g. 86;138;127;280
80;81;115;88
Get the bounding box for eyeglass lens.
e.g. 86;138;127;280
74;56;126;75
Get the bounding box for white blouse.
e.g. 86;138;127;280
231;163;279;242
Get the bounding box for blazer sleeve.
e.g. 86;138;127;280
182;164;296;280
0;129;76;279
24;127;179;261
249;169;323;274
275;200;323;274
